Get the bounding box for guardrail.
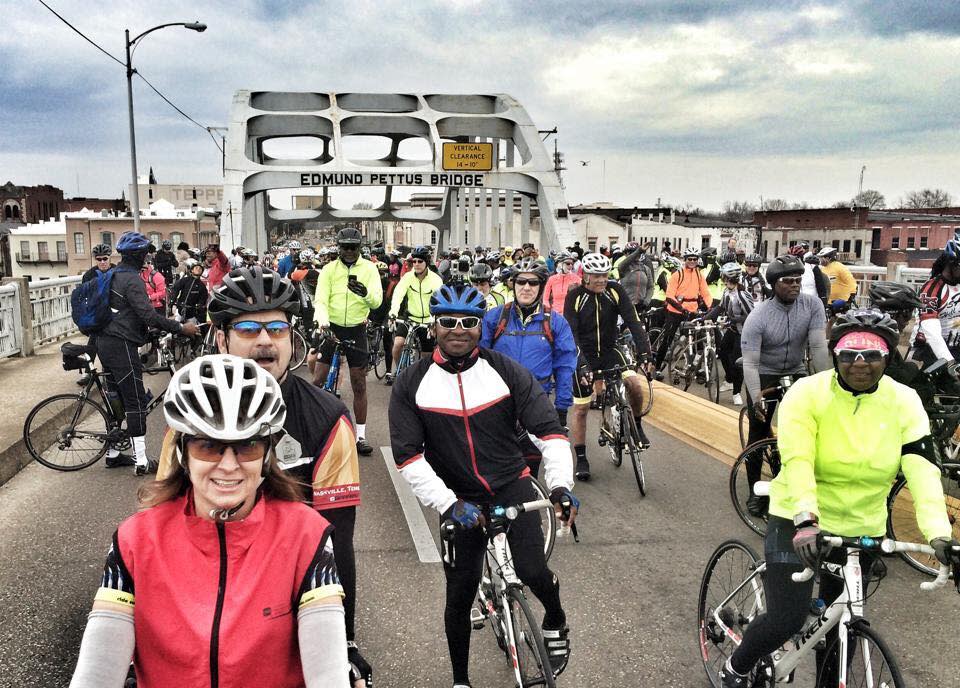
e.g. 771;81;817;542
0;283;23;359
28;276;81;346
849;264;928;306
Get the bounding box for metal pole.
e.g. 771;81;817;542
125;29;141;232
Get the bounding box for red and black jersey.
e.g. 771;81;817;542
389;347;571;505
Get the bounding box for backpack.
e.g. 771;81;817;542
490;303;555;351
71;269;116;335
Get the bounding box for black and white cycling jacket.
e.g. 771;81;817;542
389;347;573;510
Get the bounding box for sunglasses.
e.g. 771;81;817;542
185;437;270;462
835;348;888;364
778;277;803;285
436;315;481;330
514;278;541;286
95;256;110;262
411;258;426;264
228;320;291;338
685;257;699;261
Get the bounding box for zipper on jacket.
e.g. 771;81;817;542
456;371;493;494
210;522;228;688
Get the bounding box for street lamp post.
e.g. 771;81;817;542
125;21;206;232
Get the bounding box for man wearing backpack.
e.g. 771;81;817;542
93;231;198;474
479;258;577;478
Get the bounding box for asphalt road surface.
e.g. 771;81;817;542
1;367;957;687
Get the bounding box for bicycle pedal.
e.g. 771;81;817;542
470;608;486;630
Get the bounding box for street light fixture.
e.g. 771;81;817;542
125;21;207;232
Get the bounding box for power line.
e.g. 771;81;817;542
35;0;223;156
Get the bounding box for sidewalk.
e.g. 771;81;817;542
0;336;89;485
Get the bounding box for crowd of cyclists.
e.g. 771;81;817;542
65;225;960;687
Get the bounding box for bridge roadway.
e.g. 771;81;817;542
0;367;957;687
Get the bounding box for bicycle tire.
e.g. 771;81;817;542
623;410;646;497
886;462;960;575
506;587;557;688
697;540;765;688
816;619;905;688
600;392;623;467
529;477;558;562
24;394;111;471
738;406;750;449
647;327;663;352
729;439;781;537
289;330;308;371
638;370;654;417
369;327;387;379
706;348;721;404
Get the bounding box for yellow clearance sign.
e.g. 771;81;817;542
442;142;493;171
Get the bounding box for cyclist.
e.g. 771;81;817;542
170;258;208;323
389;283;578;688
139;256;167;315
740;254;830;514
153;240;178;284
653;247;712;375
207;267;371;686
277;239;302;277
69;354;351;688
543;251;579;315
94;232;199;475
705;262;754;406
701;247;723;302
492;266;515;303
909;233;960;376
742;253;770;302
480;258;577;477
817;246;857;306
240;247;259;267
387;245;443;383
313;227;383;455
82;243;115;283
564;252;652;480
199;243;230;289
719;309;960;687
611;241;655;319
467;262;504;310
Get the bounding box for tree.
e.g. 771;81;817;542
854;189;885;209
760;198;790;211
721;200;756;223
352;201;374;210
902;188;953;209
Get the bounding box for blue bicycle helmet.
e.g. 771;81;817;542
429;283;486;317
116;231;151;253
944;230;960;259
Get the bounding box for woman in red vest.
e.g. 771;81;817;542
69;355;350;688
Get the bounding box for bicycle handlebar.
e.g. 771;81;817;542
440;497;578;541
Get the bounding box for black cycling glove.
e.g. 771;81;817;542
347;280;368;298
347;641;373;686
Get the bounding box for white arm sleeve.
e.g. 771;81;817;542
298;604;350;688
529;433;575;492
399;457;458;512
69;610;135;688
920;317;954;361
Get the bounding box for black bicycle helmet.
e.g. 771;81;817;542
828;308;900;352
92;243;112;257
161;240;173;251
468;263;493;283
411;245;432;260
764;254;805;286
208;266;301;326
336;227;363;245
745;253;763;265
869;281;922;313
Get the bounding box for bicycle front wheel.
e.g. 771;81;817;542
887;462;960;575
705;349;721;404
24;394;111;470
600;395;623;467
816;620;905;688
289;330;308;371
638;370;654;417
697;540;765;688
529;477;558;562
623;411;646;497
506;588;557;688
729;439;781;537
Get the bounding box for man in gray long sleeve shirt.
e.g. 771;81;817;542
739;255;830;512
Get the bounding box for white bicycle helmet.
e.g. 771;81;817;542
287;240;302;251
580;252;612;275
682;247;700;259
164;354;286;441
720;262;742;280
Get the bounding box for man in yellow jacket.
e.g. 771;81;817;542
817;246;858;304
313;227;383;454
387;245;443;382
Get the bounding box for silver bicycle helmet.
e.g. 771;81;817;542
580;252;612;275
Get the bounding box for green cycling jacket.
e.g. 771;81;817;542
313;258;383;327
769;370;952;542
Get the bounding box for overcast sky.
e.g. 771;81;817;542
3;0;959;212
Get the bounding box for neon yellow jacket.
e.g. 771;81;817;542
314;258;383;328
769;370;952;541
492;281;513;303
389;269;444;323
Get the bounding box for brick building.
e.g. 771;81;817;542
62;197;127;214
0;181;65;223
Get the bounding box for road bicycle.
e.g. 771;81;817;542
729;438;781;537
444;497;574;688
666;318;722;403
737;375;795;449
698;527;956;687
596;364;647;496
24;337;173;471
366;322;387;379
392;318;429;377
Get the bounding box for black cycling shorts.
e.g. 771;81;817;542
318;323;368;368
572;345;635;404
393;320;435;352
